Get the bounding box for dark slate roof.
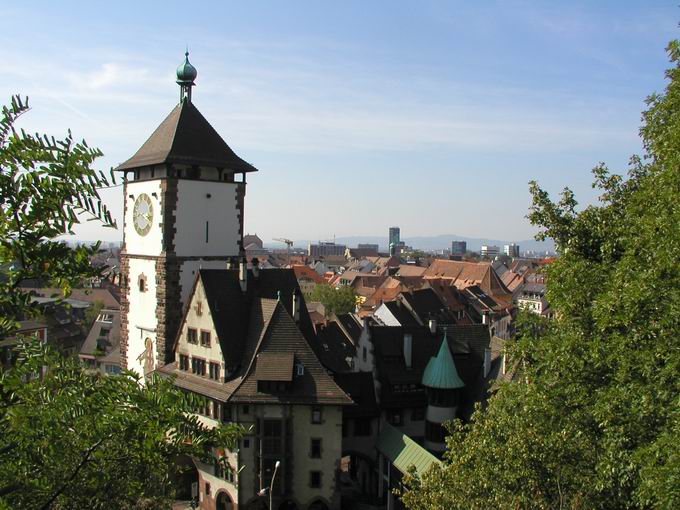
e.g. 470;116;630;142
336;313;362;345
254;352;294;381
197;268;317;372
333;372;379;417
315;321;356;374
230;301;352;405
115;101;258;173
464;285;502;311
383;301;419;327
401;288;456;324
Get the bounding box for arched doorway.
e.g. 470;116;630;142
171;455;198;501
216;491;234;510
308;500;329;510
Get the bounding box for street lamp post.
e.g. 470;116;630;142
269;460;281;510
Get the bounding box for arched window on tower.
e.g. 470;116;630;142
138;274;147;293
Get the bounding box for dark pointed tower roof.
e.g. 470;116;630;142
115;52;257;173
115;102;257;172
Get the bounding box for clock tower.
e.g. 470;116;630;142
116;53;257;376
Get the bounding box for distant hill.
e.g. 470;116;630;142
267;235;555;254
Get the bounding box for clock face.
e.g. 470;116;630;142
133;193;153;236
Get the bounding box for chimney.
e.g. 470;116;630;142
483;348;491;377
292;290;300;323
403;333;413;369
482;311;489;325
252;257;260;279
239;257;247;292
226;258;233;270
428;318;437;335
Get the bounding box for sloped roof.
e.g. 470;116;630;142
376;423;441;476
115;101;257;173
314;320;356;373
401;288;455;324
423;259;511;298
197;268;316;370
254;352;294;381
422;334;465;389
291;264;325;284
382;301;419;326
230;301;352;405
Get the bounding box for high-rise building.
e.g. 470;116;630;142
504;243;520;258
389;227;400;247
388;227;401;255
308;242;346;258
480;245;500;258
451;241;467;257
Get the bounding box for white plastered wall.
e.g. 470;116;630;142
179;260;229;310
126;258;158;376
174;180;241;257
124;180;163;257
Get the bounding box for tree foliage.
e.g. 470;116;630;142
310;283;357;316
0;342;243;509
401;41;680;510
0;96;116;336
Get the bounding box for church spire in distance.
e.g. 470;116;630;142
176;49;197;103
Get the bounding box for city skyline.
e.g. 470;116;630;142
0;1;676;244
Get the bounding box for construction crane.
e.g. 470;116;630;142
273;238;294;266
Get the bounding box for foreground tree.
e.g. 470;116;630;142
0;342;241;509
401;41;680;509
0;97;243;509
0;96;116;336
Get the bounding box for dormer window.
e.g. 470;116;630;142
296;363;305;376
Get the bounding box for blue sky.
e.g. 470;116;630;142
1;1;677;245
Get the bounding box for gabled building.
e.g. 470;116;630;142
160;267;352;510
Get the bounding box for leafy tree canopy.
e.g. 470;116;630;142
310;283;357;317
401;40;680;510
0;342;242;509
0;96;116;336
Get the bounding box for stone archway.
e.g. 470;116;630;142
216;490;234;510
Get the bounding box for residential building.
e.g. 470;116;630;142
0;320;47;369
291;264;326;298
160;267;352;510
79;309;122;375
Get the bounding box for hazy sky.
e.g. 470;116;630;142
1;1;676;244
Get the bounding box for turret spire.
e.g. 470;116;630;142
176;50;198;103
